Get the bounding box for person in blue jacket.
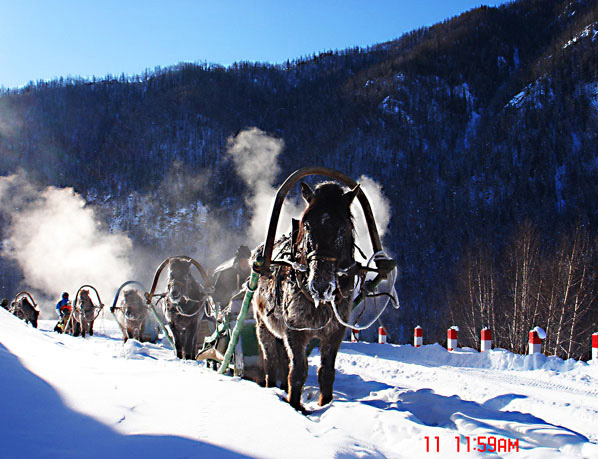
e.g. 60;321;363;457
54;292;72;333
56;292;72;317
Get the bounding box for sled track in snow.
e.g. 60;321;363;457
455;367;598;399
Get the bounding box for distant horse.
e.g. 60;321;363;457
122;289;158;343
161;258;207;359
73;289;98;337
253;181;360;412
11;293;40;328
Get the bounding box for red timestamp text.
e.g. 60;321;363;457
424;435;520;453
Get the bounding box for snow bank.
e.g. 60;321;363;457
2;309;598;458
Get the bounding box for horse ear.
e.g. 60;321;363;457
301;182;314;204
343;184;360;207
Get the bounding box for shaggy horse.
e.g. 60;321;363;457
253;181;359;412
12;295;40;328
161;258;207;359
121;289;158;343
73;289;97;337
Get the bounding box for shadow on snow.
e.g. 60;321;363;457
0;342;250;459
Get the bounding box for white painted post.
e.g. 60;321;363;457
447;326;458;351
414;326;423;347
481;327;492;352
528;327;544;354
378;326;387;344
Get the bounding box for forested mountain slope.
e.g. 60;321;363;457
1;0;597;351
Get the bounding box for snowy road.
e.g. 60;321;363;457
1;310;597;458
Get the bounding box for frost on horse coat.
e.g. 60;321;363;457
253;181;359;412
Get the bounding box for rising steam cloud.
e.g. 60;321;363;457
352;175;391;260
227;127;392;258
226;127;302;246
0;172;133;316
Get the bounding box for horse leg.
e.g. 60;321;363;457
256;320;281;388
185;324;197;360
285;332;309;412
171;324;184;359
275;338;289;392
89;320;94;336
317;327;345;406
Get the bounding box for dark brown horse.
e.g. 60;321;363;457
122;289;158;343
253;181;360;412
161;258;207;359
11;293;40;328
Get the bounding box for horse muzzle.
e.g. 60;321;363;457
307;256;338;306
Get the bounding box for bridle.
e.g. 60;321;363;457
291;221;359;307
165;277;206;318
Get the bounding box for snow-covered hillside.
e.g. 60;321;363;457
1;309;597;458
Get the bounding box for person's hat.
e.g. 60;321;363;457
62;292;69;298
236;245;251;259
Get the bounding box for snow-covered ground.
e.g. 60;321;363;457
1;309;597;458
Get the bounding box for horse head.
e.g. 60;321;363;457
165;258;205;318
123;289;146;322
78;289;97;323
79;289;91;308
297;181;359;305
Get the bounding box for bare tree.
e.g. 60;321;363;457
449;242;497;349
499;220;543;354
544;224;598;359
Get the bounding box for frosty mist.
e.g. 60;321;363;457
226;127;291;246
227;127;391;256
0;173;133;315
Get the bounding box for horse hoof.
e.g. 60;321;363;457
318;394;333;406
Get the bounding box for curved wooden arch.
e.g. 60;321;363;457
14;291;40;312
111;280;148;311
74;284;104;312
145;256;213;305
261;166;383;273
110;280;148;341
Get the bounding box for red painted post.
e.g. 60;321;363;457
592;333;598;361
378;326;387;344
481;328;492;352
529;330;543;354
447;326;458;351
414;326;423;347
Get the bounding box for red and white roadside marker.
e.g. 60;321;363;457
378;326;387;344
529;327;545;354
350;328;359;343
447;326;459;351
481;327;492;352
592;332;597;361
414;326;423;347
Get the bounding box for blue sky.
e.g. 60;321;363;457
1;0;512;89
